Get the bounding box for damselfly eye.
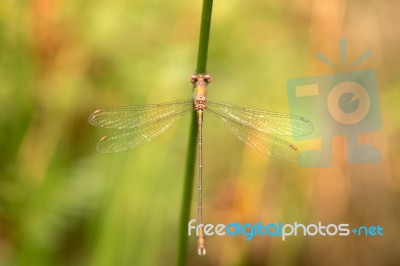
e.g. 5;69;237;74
203;74;212;83
190;74;198;84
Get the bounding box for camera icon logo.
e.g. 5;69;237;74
287;40;382;168
327;81;370;125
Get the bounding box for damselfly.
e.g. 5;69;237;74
88;74;313;255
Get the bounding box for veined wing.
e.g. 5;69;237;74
207;101;313;136
207;108;300;162
88;101;193;129
95;108;193;153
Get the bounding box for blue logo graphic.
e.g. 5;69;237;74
287;39;382;168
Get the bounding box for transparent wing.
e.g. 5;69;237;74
207;108;300;162
95;108;193;153
207;101;313;136
88;101;193;129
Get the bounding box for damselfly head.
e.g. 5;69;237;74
190;74;212;84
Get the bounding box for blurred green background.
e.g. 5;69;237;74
1;0;400;265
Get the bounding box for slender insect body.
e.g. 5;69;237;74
191;74;210;255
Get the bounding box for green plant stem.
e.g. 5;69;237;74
177;0;214;265
196;0;214;74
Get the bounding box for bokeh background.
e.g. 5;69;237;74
1;0;400;265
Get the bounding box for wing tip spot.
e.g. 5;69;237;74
290;144;298;151
91;110;102;118
88;110;102;123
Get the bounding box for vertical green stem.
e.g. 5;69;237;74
177;0;213;265
196;0;214;74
